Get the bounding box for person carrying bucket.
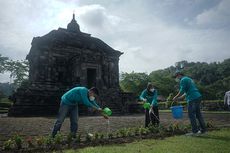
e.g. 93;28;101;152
140;83;159;127
173;71;206;136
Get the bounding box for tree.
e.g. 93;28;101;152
119;58;230;100
0;54;9;73
120;72;150;96
0;54;29;87
149;69;177;97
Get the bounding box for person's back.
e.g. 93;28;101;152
180;76;201;102
61;87;86;105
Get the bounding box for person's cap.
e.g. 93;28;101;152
90;87;99;96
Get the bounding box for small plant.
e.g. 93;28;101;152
53;132;64;145
206;121;215;128
26;136;34;148
134;127;141;136
94;132;100;140
13;134;23;149
139;127;150;135
36;136;45;147
127;128;134;137
99;133;104;139
158;124;166;135
119;128;128;137
75;133;81;143
44;135;54;148
3;139;14;150
85;133;93;142
148;125;159;134
178;124;189;133
115;131;121;138
67;133;74;145
108;132;114;139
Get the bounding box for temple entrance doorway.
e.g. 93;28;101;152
87;68;96;88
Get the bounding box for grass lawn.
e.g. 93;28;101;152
159;110;230;114
65;128;230;153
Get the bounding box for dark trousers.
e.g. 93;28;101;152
188;98;206;133
52;103;79;137
145;106;159;127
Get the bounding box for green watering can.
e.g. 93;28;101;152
103;107;112;116
143;102;151;109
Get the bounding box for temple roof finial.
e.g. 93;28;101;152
67;12;80;32
73;10;75;20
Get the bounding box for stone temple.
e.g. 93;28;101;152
8;14;134;116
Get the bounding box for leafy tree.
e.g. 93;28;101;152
149;69;176;97
120;58;230;100
120;72;150;95
0;54;29;87
0;54;9;73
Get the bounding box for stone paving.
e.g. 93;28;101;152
0;112;230;145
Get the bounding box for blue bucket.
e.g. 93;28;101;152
170;106;183;119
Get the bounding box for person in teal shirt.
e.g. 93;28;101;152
140;83;159;127
173;71;206;135
52;87;108;137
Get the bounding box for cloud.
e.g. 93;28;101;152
195;0;230;29
0;0;230;82
76;4;123;37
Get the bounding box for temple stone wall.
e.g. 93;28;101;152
8;14;127;116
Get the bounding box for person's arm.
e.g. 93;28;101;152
80;89;99;110
178;93;186;101
173;79;186;101
80;89;108;119
224;93;227;105
140;90;147;102
151;90;158;106
91;100;100;109
173;91;182;101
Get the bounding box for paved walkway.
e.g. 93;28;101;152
0;112;230;144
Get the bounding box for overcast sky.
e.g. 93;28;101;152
0;0;230;82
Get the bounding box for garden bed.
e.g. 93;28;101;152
1;122;216;153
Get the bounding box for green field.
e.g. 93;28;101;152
65;128;230;153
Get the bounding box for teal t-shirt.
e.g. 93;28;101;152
139;89;158;106
179;76;201;102
61;87;100;108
